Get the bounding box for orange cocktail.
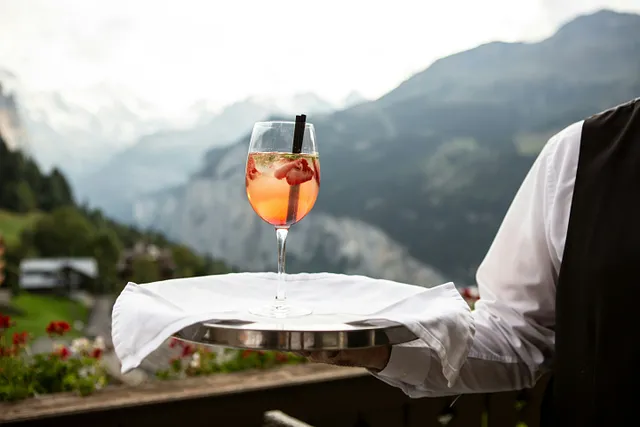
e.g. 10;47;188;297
246;152;320;227
245;118;318;318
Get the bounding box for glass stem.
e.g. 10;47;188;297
275;227;289;306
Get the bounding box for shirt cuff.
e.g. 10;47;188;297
368;340;432;387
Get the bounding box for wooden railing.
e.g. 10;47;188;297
0;364;550;427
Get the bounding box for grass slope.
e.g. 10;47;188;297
0;209;41;247
7;293;89;338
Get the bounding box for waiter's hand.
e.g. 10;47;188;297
297;346;391;371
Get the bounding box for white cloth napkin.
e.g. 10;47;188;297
111;272;475;386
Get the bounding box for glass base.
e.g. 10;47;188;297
249;302;312;319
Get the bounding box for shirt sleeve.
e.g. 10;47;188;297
370;122;583;398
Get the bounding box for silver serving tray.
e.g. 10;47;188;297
172;315;417;351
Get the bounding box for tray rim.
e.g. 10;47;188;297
172;318;418;351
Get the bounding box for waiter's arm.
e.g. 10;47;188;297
371;122;581;398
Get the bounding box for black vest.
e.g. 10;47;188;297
541;98;640;426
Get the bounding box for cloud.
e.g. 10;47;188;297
1;0;639;115
538;0;640;25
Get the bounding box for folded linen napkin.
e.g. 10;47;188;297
111;272;475;386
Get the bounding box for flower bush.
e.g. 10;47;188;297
156;338;307;380
1;313;308;401
0;314;107;402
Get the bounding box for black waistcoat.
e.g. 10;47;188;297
541;98;640;426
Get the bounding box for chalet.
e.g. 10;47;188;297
19;258;98;293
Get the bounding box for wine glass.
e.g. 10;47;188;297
245;117;320;318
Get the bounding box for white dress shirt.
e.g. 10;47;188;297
372;119;584;398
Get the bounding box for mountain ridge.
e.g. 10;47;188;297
133;9;640;284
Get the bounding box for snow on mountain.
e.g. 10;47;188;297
0;71;186;178
0;77;27;151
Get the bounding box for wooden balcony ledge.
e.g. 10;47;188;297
0;364;550;427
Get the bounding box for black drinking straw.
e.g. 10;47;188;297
286;114;306;224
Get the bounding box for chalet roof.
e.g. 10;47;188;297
20;258;98;278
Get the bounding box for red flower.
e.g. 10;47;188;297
46;321;71;336
274;158;315;185
460;287;480;302
246;155;261;181
56;346;71;360
169;337;181;348
0;314;12;329
181;344;195;358
241;349;266;359
0;346;15;357
275;353;288;363
91;348;103;359
12;331;28;346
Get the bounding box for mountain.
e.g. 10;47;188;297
342;91;367;108
0;76;27;151
248;93;337;115
380;10;640;107
0;75;171;179
132;10;640;285
0;67;343;222
74;94;339;221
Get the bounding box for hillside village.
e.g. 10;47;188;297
0;127;236;385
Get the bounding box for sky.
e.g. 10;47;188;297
1;0;639;118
